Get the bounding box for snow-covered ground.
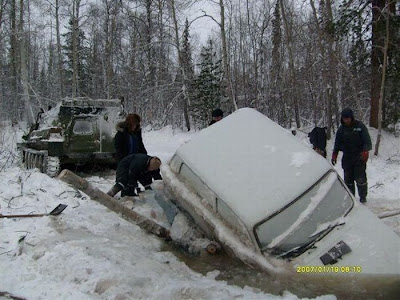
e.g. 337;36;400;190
0;122;399;300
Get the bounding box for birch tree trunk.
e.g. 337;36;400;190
10;0;19;119
309;0;338;138
325;0;336;140
219;0;237;111
0;0;5;31
55;0;65;98
105;1;117;99
71;0;81;97
170;0;191;131
279;0;300;128
19;0;33;123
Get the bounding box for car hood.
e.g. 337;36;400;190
293;203;400;275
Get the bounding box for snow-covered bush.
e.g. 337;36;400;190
0;124;20;171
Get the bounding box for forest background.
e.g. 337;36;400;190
0;0;399;137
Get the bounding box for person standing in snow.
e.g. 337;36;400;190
114;113;147;164
209;108;223;126
308;127;327;158
331;108;372;203
107;154;162;197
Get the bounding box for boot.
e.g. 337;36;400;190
107;184;122;197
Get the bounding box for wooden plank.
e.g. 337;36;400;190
58;169;169;239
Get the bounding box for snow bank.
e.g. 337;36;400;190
1;121;399;299
1;167;336;300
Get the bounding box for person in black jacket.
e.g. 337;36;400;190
107;154;162;197
331;108;372;203
114;113;147;164
308;127;327;158
113;113;162;188
209;108;223;126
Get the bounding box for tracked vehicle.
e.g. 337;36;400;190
18;97;125;176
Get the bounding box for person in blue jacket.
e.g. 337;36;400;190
114;113;147;164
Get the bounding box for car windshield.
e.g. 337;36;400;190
255;171;353;256
73;119;93;135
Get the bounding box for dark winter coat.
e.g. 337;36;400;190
333;119;372;168
308;127;327;151
114;122;147;163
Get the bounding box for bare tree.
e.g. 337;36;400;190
374;3;390;155
279;0;300;128
170;0;191;130
71;0;81;97
370;0;386;128
19;0;33;123
0;0;7;31
219;0;237;111
104;0;120;99
10;0;19;118
309;0;337;138
55;0;65;98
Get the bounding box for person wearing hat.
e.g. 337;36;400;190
209;108;223;126
331;108;372;203
114;113;147;164
308;126;327;158
107;153;162;197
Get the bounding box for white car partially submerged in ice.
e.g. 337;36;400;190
162;108;400;276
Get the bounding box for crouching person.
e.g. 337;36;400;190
107;153;162;197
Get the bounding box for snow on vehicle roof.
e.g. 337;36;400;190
62;97;121;108
175;108;332;228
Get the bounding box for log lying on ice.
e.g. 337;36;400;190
378;209;400;219
57;169;169;239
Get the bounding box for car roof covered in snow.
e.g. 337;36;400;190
175;108;332;228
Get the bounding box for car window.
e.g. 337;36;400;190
179;163;217;211
72;119;93;135
255;171;353;255
170;154;183;173
217;198;253;244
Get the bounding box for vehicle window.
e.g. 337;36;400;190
73;119;93;135
255;171;353;255
179;164;216;211
170;154;183;173
217;198;252;244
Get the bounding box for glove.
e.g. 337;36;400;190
361;151;369;163
121;185;138;197
331;152;338;166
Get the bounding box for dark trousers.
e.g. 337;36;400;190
137;169;162;187
121;169;162;196
343;158;367;200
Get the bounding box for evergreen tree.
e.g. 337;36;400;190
192;39;225;128
180;19;195;101
181;19;194;84
179;18;195;131
335;0;399;128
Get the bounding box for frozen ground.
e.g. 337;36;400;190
0;122;399;300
